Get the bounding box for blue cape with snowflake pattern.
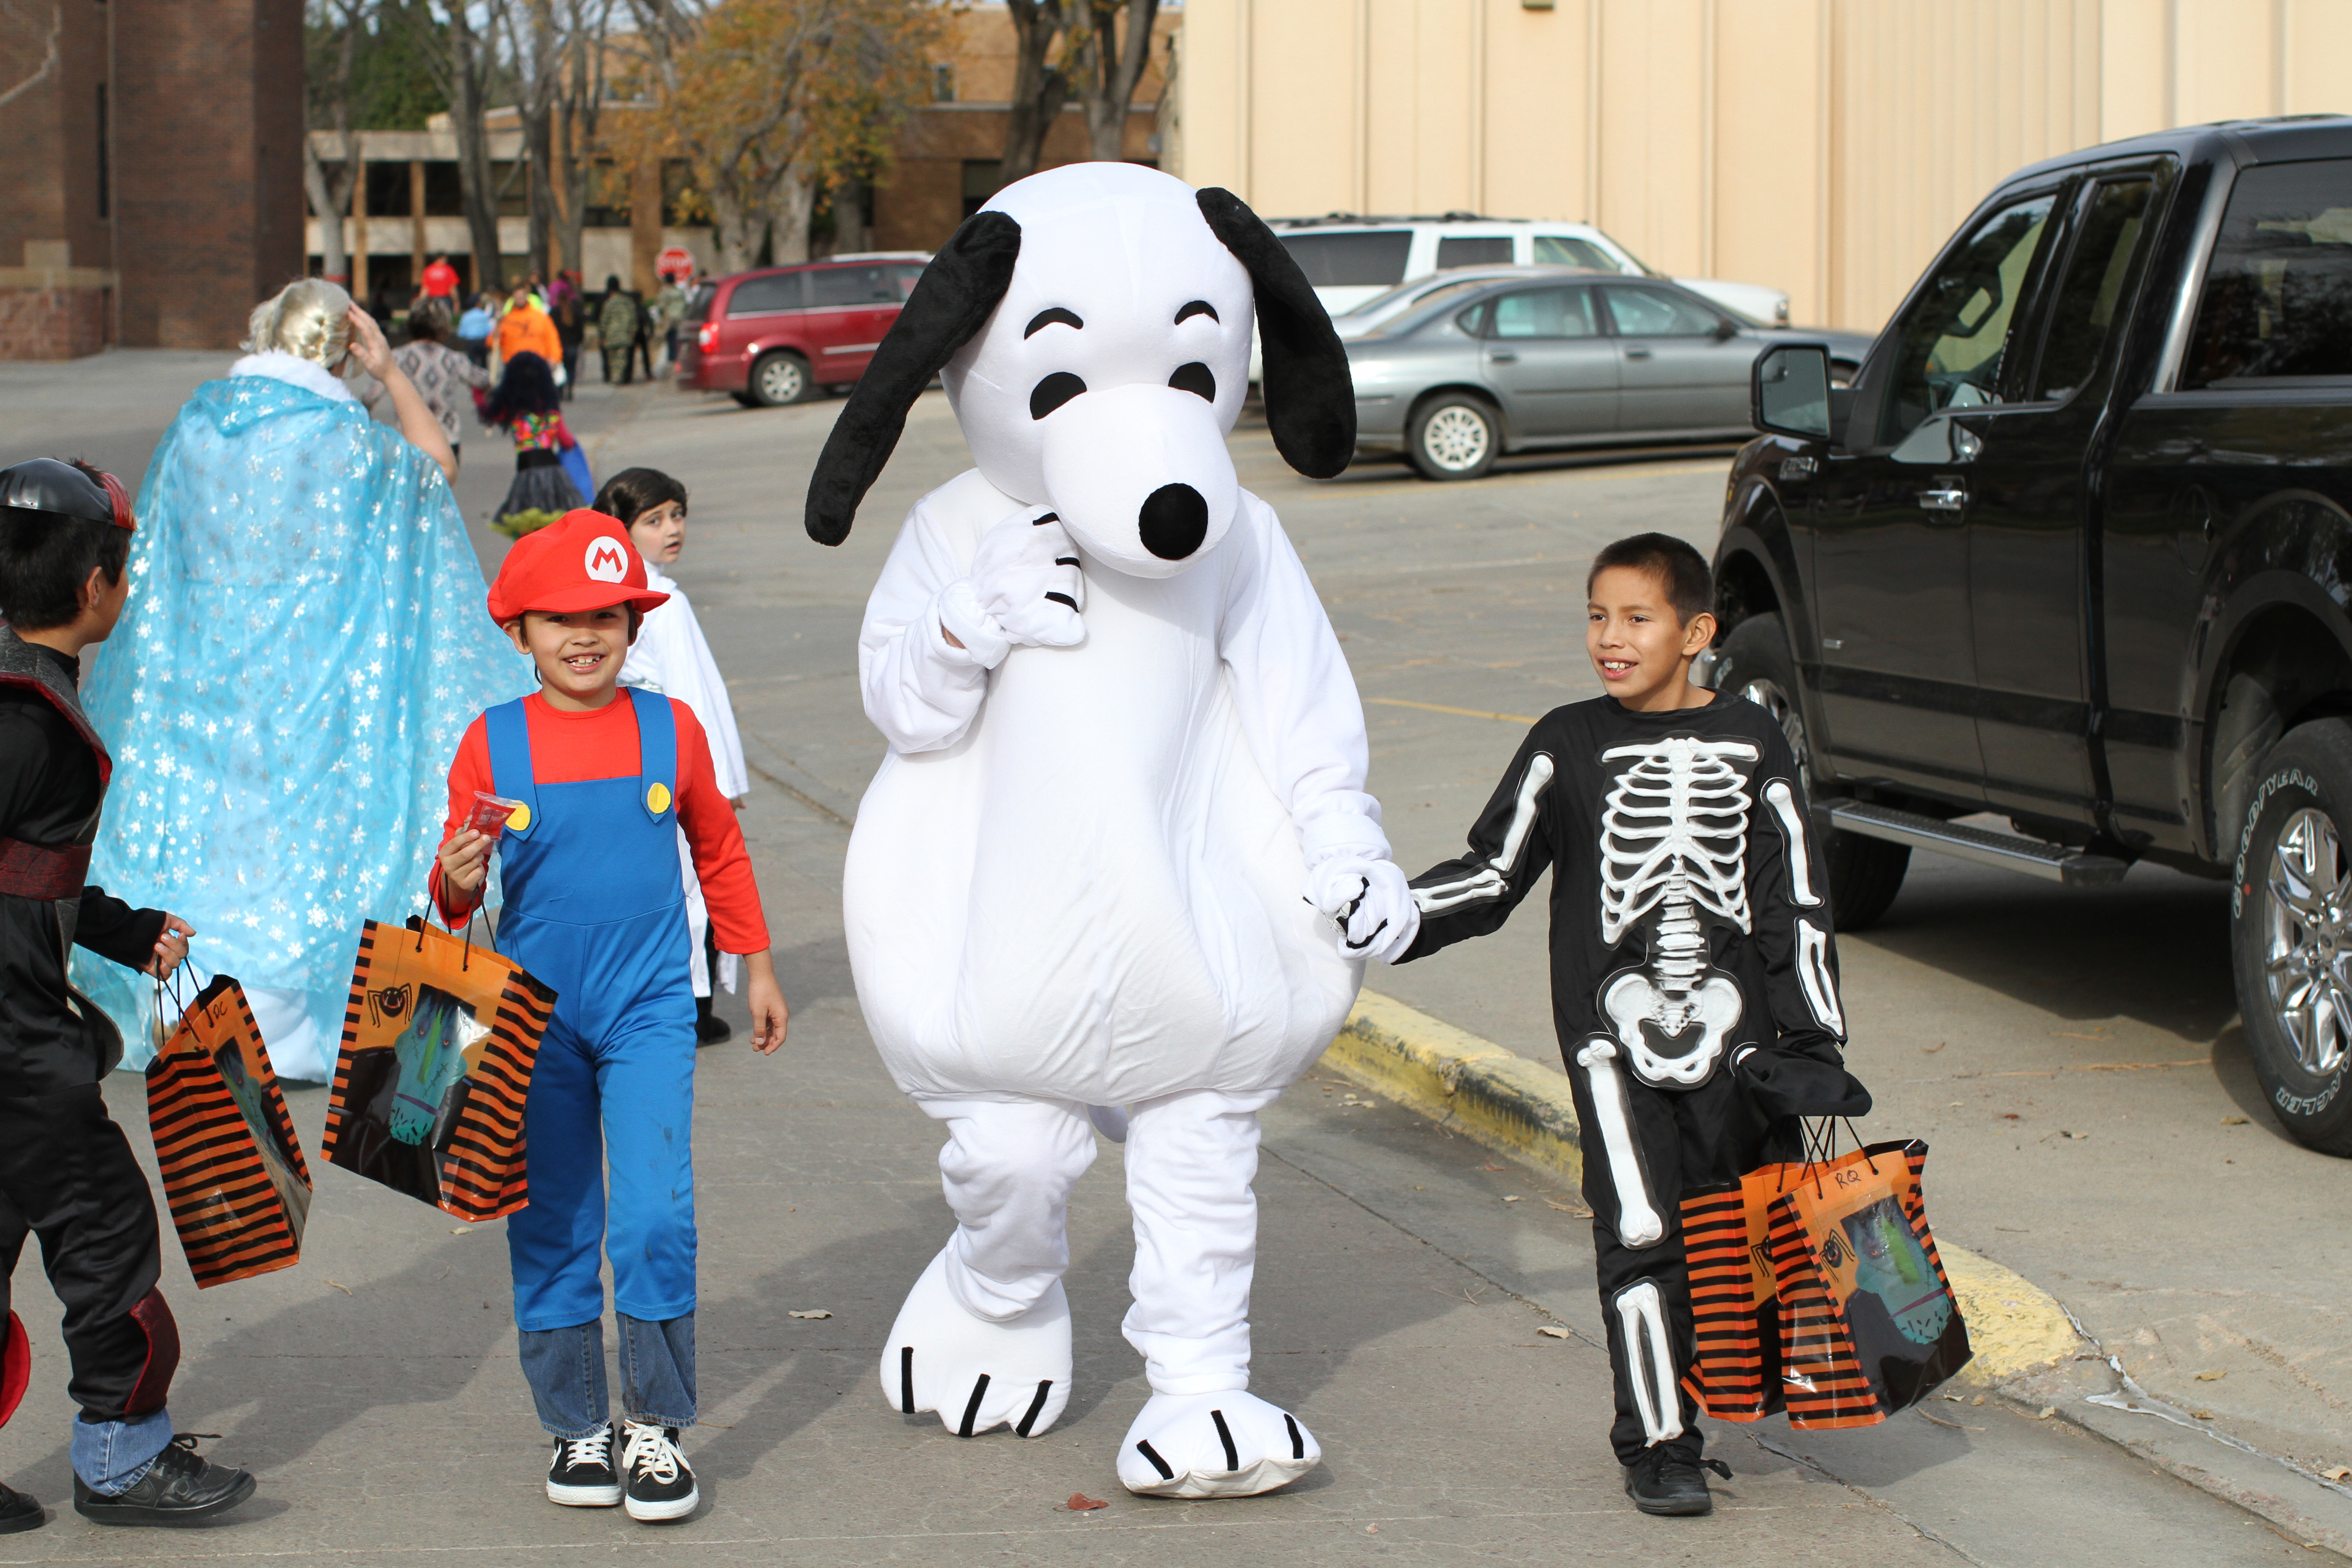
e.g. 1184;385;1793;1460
74;371;532;1065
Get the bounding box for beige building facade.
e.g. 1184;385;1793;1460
1176;0;2352;330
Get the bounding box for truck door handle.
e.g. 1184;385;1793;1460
1624;346;1653;360
1919;485;1967;513
1489;352;1518;363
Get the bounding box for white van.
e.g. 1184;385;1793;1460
1268;215;1790;327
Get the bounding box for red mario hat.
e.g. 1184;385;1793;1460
486;508;670;623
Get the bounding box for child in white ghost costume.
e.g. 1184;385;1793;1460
800;162;1416;1498
597;468;750;1041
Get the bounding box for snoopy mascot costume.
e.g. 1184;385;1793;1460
803;162;1419;1498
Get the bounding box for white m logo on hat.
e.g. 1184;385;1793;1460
584;536;629;583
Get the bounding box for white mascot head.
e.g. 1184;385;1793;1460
804;162;1355;564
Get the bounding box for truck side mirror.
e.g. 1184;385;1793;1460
1753;343;1834;442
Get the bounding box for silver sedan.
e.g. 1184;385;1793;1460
1345;274;1872;480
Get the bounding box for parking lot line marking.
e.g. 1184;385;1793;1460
1368;697;1539;725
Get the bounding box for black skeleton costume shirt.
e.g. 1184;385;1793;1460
1397;691;1869;1466
1402;692;1865;1118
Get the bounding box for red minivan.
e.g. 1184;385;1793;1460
676;251;930;406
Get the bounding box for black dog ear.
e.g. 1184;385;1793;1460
1195;188;1354;479
804;211;1023;545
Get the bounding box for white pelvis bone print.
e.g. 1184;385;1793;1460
847;163;1401;1500
1595;738;1759;1088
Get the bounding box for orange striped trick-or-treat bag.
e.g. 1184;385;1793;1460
146;975;314;1287
1679;1161;1811;1422
321;916;555;1222
1766;1138;1973;1429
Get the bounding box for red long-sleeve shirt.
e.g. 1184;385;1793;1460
430;692;770;953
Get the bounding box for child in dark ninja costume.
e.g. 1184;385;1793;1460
1394;533;1869;1517
0;459;256;1529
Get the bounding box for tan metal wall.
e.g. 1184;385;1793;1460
1179;0;2352;330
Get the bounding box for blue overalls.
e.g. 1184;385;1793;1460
487;689;700;1437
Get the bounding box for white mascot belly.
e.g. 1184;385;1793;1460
804;162;1421;1498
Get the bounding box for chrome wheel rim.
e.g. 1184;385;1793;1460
1738;674;1812;796
1422;405;1491;471
2265;805;2352;1078
760;359;803;402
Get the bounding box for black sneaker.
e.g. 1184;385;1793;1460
1623;1448;1729;1517
694;1000;732;1046
72;1434;255;1527
0;1480;41;1534
546;1422;621;1508
620;1421;697;1522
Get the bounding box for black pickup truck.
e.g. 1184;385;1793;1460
1706;117;2352;1153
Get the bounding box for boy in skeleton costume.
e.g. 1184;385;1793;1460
1397;534;1867;1517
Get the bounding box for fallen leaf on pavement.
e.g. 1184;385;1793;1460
1544;1197;1594;1216
324;1279;353;1296
449;1227;472;1236
1065;1494;1107;1511
1502;1195;1522;1202
2195;1369;2226;1381
1921;1041;1945;1052
1479;1164;1505;1171
2323;1466;2351;1482
2191;1408;2215;1420
2035;1406;2056;1419
2222;1115;2250;1126
789;1310;832;1319
1537;1325;1571;1340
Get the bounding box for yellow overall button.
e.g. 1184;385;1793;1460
647;782;671;815
507;802;532;832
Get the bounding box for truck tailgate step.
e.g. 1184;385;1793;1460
1826;801;2130;886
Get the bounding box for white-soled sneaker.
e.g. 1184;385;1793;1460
545;1423;621;1507
620;1421;697;1523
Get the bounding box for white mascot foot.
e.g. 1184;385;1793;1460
1115;1390;1321;1499
878;1250;1073;1438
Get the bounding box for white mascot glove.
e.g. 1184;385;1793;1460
945;507;1084;659
1306;858;1421;965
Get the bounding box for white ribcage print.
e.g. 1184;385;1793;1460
1594;737;1759;1086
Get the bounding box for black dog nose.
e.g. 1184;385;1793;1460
1139;484;1209;560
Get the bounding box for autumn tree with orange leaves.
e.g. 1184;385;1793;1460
618;0;941;273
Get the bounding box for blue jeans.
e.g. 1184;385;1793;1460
517;1313;695;1440
71;1406;172;1495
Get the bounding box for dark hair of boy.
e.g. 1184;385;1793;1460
0;461;133;630
483;351;562;426
1586;532;1714;625
406;307;444;343
593;467;689;528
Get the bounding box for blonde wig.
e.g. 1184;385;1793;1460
245;278;354;366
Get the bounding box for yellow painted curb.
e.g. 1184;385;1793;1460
1319;990;2084;1383
1321;991;1580;1183
1939;1242;2085;1383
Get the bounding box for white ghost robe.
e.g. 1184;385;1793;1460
847;467;1390;1106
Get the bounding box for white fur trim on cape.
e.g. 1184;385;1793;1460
230;351;355;404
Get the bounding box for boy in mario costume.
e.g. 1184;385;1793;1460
433;509;788;1524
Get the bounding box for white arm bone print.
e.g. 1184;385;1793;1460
1596;738;1760;1089
1411;753;1555;914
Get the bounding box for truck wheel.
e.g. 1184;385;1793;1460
1716;613;1911;931
748;351;813;408
1408;394;1499;480
2229;719;2352;1156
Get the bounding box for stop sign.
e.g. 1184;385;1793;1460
657;247;695;282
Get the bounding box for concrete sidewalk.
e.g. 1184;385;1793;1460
0;374;2323;1562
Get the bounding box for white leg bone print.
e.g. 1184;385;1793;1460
1595;739;1760;1087
1613;1279;1684;1446
1573;1035;1666;1248
1117;1390;1320;1499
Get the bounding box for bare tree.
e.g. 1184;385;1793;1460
1000;0;1071;187
550;0;618;284
402;0;510;294
1070;0;1157;163
303;0;368;285
0;3;62;113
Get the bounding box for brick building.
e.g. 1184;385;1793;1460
0;0;304;358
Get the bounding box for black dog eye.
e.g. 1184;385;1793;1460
1029;372;1086;420
1169;362;1216;403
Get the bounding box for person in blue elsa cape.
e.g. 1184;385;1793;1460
74;279;533;1081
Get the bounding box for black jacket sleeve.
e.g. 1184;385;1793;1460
1735;721;1870;1117
1397;726;1560;961
74;886;165;972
